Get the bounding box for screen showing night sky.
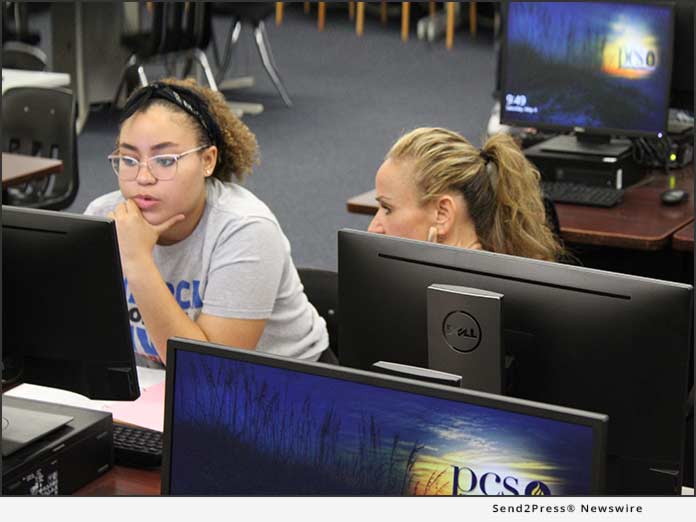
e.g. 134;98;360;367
502;2;672;134
167;349;597;496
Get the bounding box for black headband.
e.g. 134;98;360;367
120;82;222;151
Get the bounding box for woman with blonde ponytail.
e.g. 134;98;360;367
368;127;564;261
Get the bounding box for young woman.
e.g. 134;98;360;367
86;79;328;367
368;127;564;261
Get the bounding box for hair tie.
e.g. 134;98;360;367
480;149;498;187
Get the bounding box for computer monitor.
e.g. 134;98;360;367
338;229;693;494
670;1;694;111
500;1;674;142
2;206;139;400
161;338;608;495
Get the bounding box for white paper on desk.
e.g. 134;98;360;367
4;366;166;432
4;383;109;412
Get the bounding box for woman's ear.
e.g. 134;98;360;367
202;145;218;177
434;194;457;238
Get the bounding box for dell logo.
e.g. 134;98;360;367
442;311;481;353
451;327;477;339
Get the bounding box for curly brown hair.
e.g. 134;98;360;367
118;77;259;182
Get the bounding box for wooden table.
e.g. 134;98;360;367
75;466;161;496
673;221;694;252
556;167;693;251
2;153;64;188
347;166;694;252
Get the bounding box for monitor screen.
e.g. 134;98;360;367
338;229;693;494
500;1;674;136
2;206;139;400
162;339;607;495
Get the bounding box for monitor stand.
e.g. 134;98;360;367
1;403;73;457
540;134;632;158
371;361;463;387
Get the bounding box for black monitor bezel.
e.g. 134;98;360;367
499;0;675;139
669;1;694;111
1;206;140;400
161;337;608;496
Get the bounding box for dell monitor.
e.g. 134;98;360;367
338;229;692;494
162;338;608;495
500;1;674;152
2;206;139;400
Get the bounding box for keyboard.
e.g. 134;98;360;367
541;181;624;208
112;423;163;468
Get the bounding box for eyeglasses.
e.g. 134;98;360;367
107;145;209;181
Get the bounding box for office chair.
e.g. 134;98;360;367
2;41;47;71
211;2;292;107
115;2;218;105
543;194;561;239
541;194;574;265
113;2;165;105
175;2;218;90
2;2;41;46
297;267;339;364
2;87;79;211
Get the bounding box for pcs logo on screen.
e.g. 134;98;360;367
442;311;481;353
524;481;552;496
451;465;552;496
618;45;657;72
602;32;659;79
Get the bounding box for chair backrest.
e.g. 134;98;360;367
121;2;165;59
2;41;47;71
2;3;41;45
543;194;561;238
297;267;339;360
212;2;275;24
187;2;212;50
2;87;79;210
159;2;211;54
159;2;186;54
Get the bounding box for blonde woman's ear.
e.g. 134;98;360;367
427;226;439;243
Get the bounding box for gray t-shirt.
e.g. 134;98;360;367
85;178;328;366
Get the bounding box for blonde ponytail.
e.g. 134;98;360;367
479;133;563;261
388;128;564;262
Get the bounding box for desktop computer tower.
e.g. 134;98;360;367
2;396;113;495
524;138;644;189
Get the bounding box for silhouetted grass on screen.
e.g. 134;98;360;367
171;358;436;495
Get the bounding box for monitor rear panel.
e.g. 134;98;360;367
2;207;138;400
338;230;693;494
